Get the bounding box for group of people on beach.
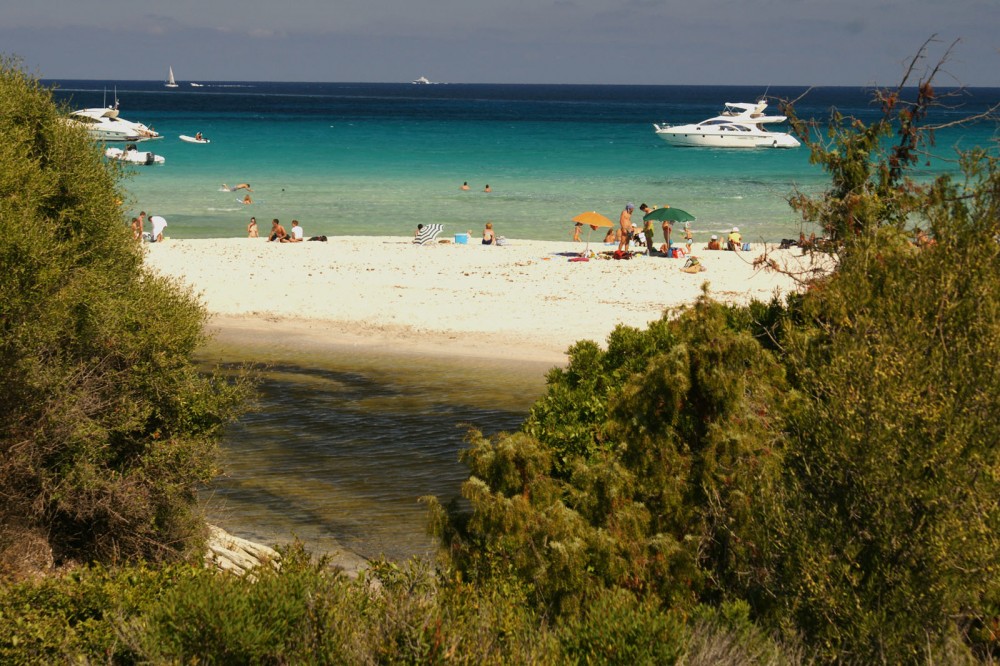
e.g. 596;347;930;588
130;211;168;243
572;201;748;257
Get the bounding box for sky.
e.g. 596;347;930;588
1;0;997;87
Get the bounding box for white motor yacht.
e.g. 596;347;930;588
653;100;800;149
412;76;432;84
68;106;162;142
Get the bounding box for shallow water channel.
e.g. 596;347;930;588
200;342;554;564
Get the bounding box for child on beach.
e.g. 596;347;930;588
247;217;258;238
683;221;693;253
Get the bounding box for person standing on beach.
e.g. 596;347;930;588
638;203;655;255
268;219;288;242
573;222;582;242
149;215;167;243
661;206;673;247
247;217;258;238
618;203;634;253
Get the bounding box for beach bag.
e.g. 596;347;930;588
307;235;328;242
496;236;508;246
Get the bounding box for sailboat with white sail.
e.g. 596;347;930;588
165;66;178;88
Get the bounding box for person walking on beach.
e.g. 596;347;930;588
618;202;634;253
573;222;582;242
247;217;258;238
268;219;288;242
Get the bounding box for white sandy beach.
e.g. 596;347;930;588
143;236;821;365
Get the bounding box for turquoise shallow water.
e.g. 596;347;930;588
50;81;1000;244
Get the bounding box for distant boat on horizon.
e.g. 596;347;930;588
190;82;204;87
412;76;432;85
165;66;178;88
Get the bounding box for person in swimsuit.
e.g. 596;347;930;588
247;217;258;238
618;203;634;253
482;222;496;245
268;219;288;242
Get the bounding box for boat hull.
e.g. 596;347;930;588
654;126;799;149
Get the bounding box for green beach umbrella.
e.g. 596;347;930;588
643;206;696;223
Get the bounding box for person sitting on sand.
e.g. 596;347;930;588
247;217;258;238
281;219;304;243
727;226;742;251
415;223;424;238
460;181;470;191
482;221;496;245
603;228;616;244
680;256;706;274
707;234;721;250
268;219;288;242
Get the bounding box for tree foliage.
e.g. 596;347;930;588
430;42;1000;662
0;58;252;570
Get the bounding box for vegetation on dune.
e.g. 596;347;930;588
0;56;253;572
2;41;1000;664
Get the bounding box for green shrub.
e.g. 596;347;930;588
0;58;253;569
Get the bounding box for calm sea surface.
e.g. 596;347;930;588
49;81;1000;244
48;80;1000;562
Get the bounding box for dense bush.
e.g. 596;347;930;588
0;58;252;570
430;54;1000;662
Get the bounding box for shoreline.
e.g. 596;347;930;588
145;236;822;365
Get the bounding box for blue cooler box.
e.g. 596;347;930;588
455;233;469;244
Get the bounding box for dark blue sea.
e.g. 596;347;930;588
47;80;1000;563
49;80;1000;244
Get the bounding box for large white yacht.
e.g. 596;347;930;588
653;100;800;149
68;106;162;142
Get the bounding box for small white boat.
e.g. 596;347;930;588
179;134;210;144
105;144;165;165
190;82;204;88
412;76;432;84
68;106;162;142
165;66;178;88
654;100;800;149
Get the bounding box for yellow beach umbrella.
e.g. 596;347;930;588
571;211;613;255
